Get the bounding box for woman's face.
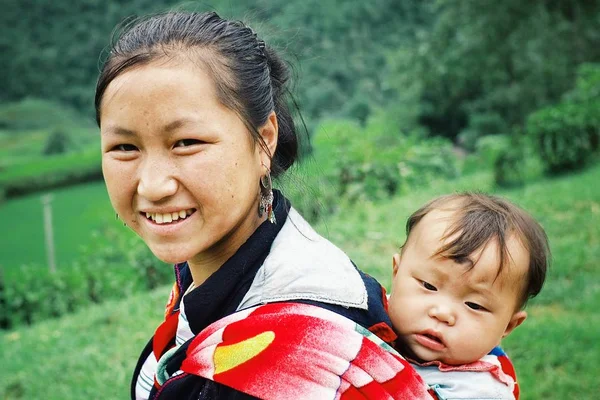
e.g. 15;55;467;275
99;60;271;277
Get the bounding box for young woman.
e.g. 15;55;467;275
96;11;427;400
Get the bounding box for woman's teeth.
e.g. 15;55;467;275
146;209;194;224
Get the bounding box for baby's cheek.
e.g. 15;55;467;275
388;303;409;332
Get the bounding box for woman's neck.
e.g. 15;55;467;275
187;210;267;286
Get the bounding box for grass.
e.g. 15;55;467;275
0;125;99;170
1;163;599;399
0;288;166;399
0;130;49;166
0;144;100;185
0;181;132;279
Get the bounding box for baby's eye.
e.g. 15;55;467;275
174;139;202;148
421;281;437;291
112;144;138;151
466;302;487;311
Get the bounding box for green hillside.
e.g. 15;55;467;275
0;181;129;275
2;163;599;399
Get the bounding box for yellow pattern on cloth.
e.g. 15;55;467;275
214;331;275;374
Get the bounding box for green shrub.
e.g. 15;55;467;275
43;128;73;155
0;98;90;131
476;135;511;166
526;63;600;175
306;116;460;210
399;137;460;189
0;146;102;198
0;228;170;330
277;159;339;224
527;101;600;174
563;63;600;103
494;149;527;188
462;134;511;174
458;113;509;152
494;135;544;188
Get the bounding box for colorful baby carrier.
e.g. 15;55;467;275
151;301;432;399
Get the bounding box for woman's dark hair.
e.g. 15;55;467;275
95;11;298;178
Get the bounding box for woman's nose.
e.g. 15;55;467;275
428;304;456;326
137;158;178;201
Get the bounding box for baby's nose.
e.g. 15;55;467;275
428;305;456;326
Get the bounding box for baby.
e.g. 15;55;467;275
387;192;550;399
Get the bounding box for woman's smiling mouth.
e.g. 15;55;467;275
143;208;196;224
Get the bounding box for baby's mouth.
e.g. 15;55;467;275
423;333;443;344
143;209;196;224
415;331;447;352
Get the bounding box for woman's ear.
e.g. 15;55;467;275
258;111;278;168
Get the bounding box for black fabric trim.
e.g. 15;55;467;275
182;190;289;334
131;337;153;400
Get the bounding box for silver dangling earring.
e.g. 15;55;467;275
259;168;276;224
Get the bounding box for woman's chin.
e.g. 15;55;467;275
138;232;202;262
148;247;192;265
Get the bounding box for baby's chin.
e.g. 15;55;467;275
396;338;470;366
415;352;482;366
406;351;458;365
394;339;427;363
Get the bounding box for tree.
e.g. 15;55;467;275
43;128;71;155
386;0;600;141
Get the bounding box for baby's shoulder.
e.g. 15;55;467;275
411;348;518;399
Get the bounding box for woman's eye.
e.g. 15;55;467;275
174;139;201;148
422;281;437;291
466;302;486;311
113;144;137;151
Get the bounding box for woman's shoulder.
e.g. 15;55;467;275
238;207;369;310
238;206;395;338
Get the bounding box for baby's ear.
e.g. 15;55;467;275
392;253;401;277
502;310;527;338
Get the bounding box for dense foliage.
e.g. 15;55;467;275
1;0;426;122
388;0;600;142
5;0;597;139
526;63;600;174
281;114;459;221
0;228;170;329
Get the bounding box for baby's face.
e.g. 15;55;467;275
388;209;528;365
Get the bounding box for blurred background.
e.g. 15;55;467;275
1;0;599;398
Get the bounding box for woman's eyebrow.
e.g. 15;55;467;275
162;118;201;133
102;119;200;137
102;126;136;136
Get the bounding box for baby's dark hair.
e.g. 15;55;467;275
404;192;550;308
95;11;298;178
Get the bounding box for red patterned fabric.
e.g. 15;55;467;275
179;302;433;399
497;353;520;399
